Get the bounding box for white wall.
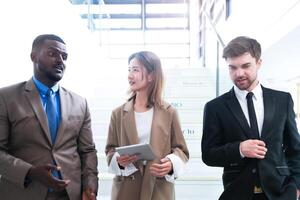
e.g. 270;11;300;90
0;0;103;98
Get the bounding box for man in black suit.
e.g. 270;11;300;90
201;36;300;200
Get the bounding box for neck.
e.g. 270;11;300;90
134;92;149;112
34;76;57;88
247;80;259;92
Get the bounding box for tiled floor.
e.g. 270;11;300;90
97;179;223;200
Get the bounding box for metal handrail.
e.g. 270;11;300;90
199;0;226;97
199;0;225;48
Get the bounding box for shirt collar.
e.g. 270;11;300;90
32;76;59;96
234;82;262;101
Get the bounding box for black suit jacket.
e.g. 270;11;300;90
201;86;300;200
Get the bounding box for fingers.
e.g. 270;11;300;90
150;164;171;177
160;157;170;163
44;164;62;173
28;164;70;191
240;139;268;159
89;192;96;200
82;188;96;200
50;178;70;191
256;140;266;147
82;192;96;200
82;192;88;200
253;142;267;159
150;158;172;177
117;154;138;167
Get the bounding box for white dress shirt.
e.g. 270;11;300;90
234;83;265;158
234;83;264;136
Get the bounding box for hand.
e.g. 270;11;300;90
116;154;138;168
240;139;267;159
149;158;173;177
27;164;70;191
82;187;96;200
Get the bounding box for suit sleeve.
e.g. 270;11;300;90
284;94;300;188
201;101;242;167
0;92;32;188
77;99;98;193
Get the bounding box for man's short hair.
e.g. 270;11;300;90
222;36;261;61
32;34;65;52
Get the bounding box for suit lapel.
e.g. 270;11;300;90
123;101;139;145
225;88;253;139
24;79;52;145
149;103;170;158
261;87;275;139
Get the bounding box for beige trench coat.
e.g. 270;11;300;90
105;100;189;200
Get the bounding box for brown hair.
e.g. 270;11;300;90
223;36;261;61
128;51;164;108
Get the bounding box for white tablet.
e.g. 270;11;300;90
115;143;156;161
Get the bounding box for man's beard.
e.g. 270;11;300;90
46;71;63;82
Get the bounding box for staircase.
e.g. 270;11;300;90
87;66;224;199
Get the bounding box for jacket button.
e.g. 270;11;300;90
252;168;256;173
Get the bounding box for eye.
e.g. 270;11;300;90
62;53;68;61
242;64;251;69
48;51;55;57
229;65;236;70
128;67;140;73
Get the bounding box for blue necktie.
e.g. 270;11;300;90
46;89;61;180
46;89;58;144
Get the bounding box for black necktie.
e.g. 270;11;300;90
246;92;262;189
246;92;259;139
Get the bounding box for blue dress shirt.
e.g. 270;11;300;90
32;76;61;128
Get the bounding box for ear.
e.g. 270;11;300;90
257;58;262;69
30;52;36;62
147;72;154;82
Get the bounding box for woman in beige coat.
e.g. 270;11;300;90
105;51;189;200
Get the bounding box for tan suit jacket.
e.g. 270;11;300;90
105;100;189;200
0;79;98;200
